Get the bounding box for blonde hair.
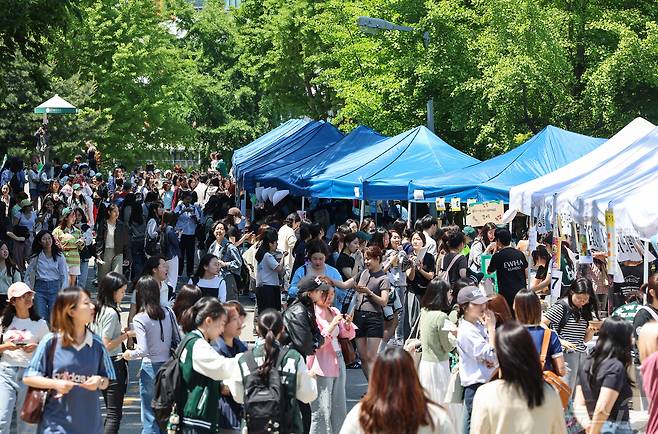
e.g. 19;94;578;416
51;287;86;347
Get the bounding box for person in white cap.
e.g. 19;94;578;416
0;282;49;434
456;285;497;433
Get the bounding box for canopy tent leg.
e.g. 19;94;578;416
407;202;412;229
360;200;365;225
645;240;650;285
301;197;305;212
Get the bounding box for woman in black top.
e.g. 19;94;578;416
574;316;634;434
405;231;435;339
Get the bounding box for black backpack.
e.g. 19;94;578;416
145;225;164;257
242;346;292;434
151;333;196;431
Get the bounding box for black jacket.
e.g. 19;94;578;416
282;301;324;357
95;219;131;261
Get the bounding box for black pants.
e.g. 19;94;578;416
102;357;128;434
255;285;281;312
179;234;196;277
299;400;311;434
180;426;212;434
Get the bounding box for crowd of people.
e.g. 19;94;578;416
0;149;656;434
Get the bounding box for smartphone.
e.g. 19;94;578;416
14;342;27;347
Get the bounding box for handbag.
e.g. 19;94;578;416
444;366;464;404
338;337;356;365
21;335;58;423
403;314;422;369
539;328;572;408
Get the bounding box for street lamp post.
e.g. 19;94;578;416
357;16;434;133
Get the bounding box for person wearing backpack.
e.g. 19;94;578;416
160;211;180;290
438;230;468;285
228;309;317;434
542;278;600;394
171;297;238;434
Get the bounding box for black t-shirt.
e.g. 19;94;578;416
441;252;468;284
615;263;643;297
408;252;436;296
535;265;548;281
487;246;528;308
335;252;355;281
578;357;632;421
290;239;307;279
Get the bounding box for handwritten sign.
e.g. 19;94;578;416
450;197;461;209
436;197;446;211
465;201;504;227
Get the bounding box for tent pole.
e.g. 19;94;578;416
407;201;412;229
301;197;305;212
360;200;365;225
645;240;650;285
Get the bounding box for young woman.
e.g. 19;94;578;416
74;208;94;289
90;272;135;434
470;321;566;434
172;284;203;325
468;222;497;273
129;256;173;327
456;285;497;433
633;272;658;344
25;230;68;322
638;321;658;434
8;199;37;271
0;241;21;312
255;230;287;312
0;282;49;434
214;302;248;433
160;211;180;289
336;232;360;281
229;309;318;434
290;222;311;278
405;231;436;339
574;317;634;434
122;275;180;434
514;289;566;376
308;284;355;434
530;245;552;293
339;347;455;434
52;207;84;287
439;230;468;285
96;204;131;281
333;246;390;380
207;221;242;302
385;229;409;345
418;279;460;430
542;278;599;392
289;239;344;307
23;287;116;434
174;298;237;434
189;254;227;301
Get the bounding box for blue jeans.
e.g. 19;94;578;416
78;259;90;290
34;279;59;324
600;421;634;434
140;360;165;434
462;383;482;434
0;365;37;434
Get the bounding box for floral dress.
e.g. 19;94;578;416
52;226;82;275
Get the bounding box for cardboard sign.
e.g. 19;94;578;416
550;270;563;302
450;197;461;209
465;201;504;227
436;197;446;211
413;189;424;201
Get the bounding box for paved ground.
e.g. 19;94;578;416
112;289;368;433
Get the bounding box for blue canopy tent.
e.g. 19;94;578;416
306;126;479;200
408;125;607;203
232;118;311;181
240;120;344;192
257;125;388;195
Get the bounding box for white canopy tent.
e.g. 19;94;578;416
509;117;655;216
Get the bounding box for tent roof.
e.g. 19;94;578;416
232;118;311;176
239;121;344;191
34;94;78;114
509;117;655;214
408;125;606;203
256;125;387;195
306;125;479;200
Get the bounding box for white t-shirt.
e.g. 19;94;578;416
256;252;280;287
1;317;50;367
131;280;171;307
188;276;227;302
339;402;455;434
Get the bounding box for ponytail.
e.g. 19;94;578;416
180;297;226;333
256;309;284;381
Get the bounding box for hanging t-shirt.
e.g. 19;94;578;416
1;317;50;367
615;263;644;297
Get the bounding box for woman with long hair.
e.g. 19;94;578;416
52;207;84;287
229;309;317;434
542;277;599;392
339;346;454;434
207;220;242;302
308;282;355;434
74;207;94;289
160;211;180;289
25;230;68;322
0;241;21;312
90;272;135;434
189;253;226;301
405;231;436;339
574;317;634;434
530;245;552;293
171;284;202;325
8;199;37;271
128;255;173;328
417;278;460;429
23;287;116;434
289;239;345;306
336;232;360;281
96;203;131;282
122;275;180;434
0;282;49;434
255;230;287;312
470;321;566;434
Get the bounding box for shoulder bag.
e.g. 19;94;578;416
539;328;571;408
403;314;422;369
21;335;58;423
